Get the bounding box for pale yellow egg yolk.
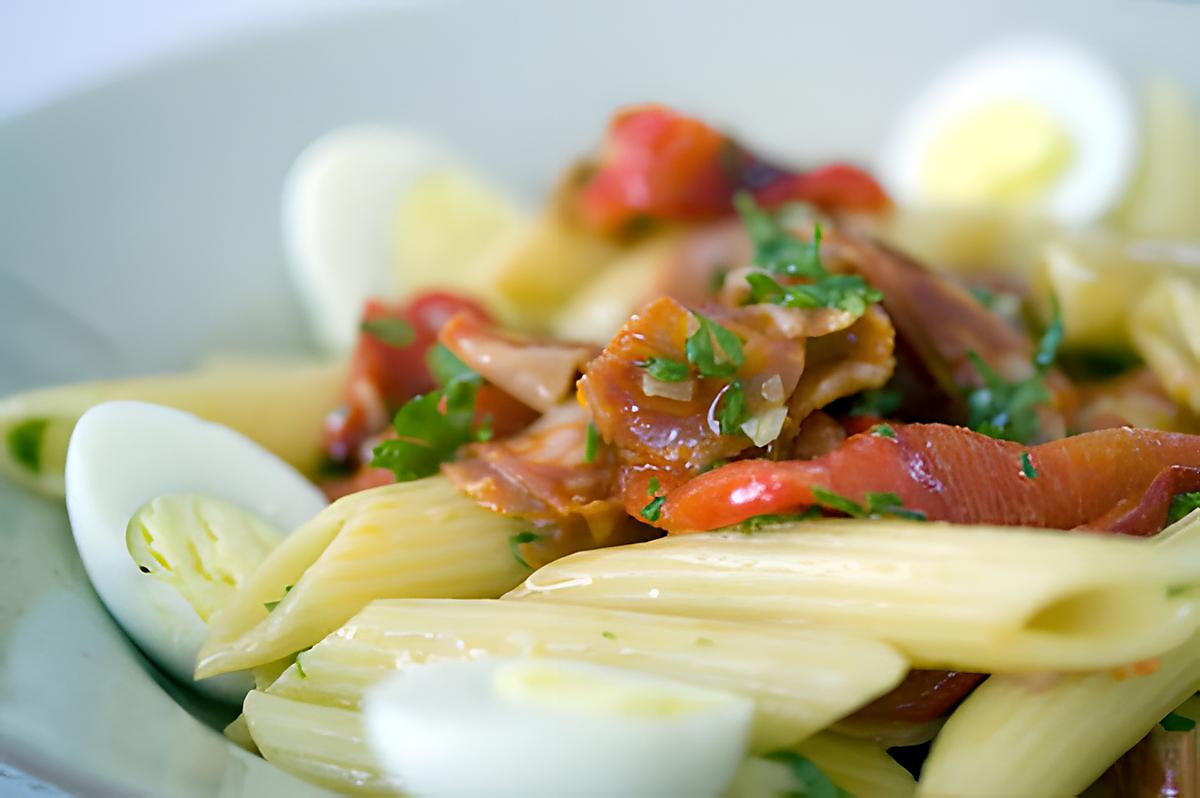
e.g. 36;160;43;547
919;100;1075;206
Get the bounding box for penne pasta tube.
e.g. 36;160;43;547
0;360;343;496
260;598;906;752
196;477;531;679
918;630;1200;797
242;690;393;795
506;521;1200;672
729;733;915;798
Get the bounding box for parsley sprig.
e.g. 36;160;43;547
763;750;854;798
811;487;926;521
361;316;415;347
638;356;690;382
1168;492;1200;526
734;192;881;317
372;344;484;481
686;311;744;378
964;302;1063;444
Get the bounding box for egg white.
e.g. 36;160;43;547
364;658;754;798
881;35;1137;226
65;401;326;703
282;126;457;352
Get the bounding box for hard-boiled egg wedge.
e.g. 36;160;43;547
65;401;326;703
282;126;523;352
363;658;754;798
881;36;1136;226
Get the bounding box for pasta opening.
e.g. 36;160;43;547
1024;585;1157;640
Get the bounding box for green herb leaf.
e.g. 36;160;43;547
735;192;881;318
732;509;823;532
6;417;49;474
870;424;896;438
584;422;600;464
1034;298;1064;372
427;343;475;387
969;285;998;309
686;312;745;378
716;379;747;436
1168;492;1200;526
964;302;1063;444
811;486;866;517
864;492;927;521
1019;452;1038;479
641;495;666;522
734;192;824;278
811;487;925;521
639;356;691;382
601;631;617;640
763;750;853;798
647;477;662;496
509;531;539;569
372;364;483;482
1161;712;1197;732
361;316;415;348
848;388;903;418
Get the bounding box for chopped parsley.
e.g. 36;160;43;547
474;414;494;443
601;631;617;640
6;417;49;474
1019;452;1038;479
686;312;745;378
763;750;853;798
427;342;474;386
641;495;667;522
734;192;881;317
732;509;823;532
964;301;1063;444
1161;712;1197;732
745;271;882;317
1168;492;1200;526
638;356;690;382
360;316;415;348
647;477;662;496
848;387;903;418
969;285;998;309
372;358;483;481
735;192;824;278
584;422;599;464
870;424;896;438
716;379;748;436
264;584;293;612
811;487;927;521
509;531;539;569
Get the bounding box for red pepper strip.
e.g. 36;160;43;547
576;104;888;235
661;423;1200;533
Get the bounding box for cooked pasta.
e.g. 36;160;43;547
918;630;1200;797
1130;276;1200;416
258;598;906;751
728;733;915;798
0;360;342;496
196;477;531;679
507;521;1200;672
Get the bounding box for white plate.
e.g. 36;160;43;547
1;0;1197;794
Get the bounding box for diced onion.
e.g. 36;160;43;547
760;375;785;404
642;374;696;402
740;406;788;447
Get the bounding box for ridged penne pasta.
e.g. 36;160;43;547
1130;276;1200;416
0;360;343;496
506;521;1200;672
196;477;531;679
259;598;906;752
242;690;392;794
729;733;915;798
918;631;1200;797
